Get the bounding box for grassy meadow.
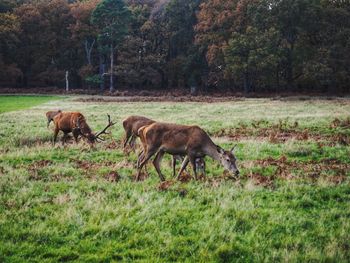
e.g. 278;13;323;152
0;95;349;262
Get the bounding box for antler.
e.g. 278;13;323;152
95;114;116;141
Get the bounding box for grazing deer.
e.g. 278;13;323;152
137;122;239;181
46;110;62;127
123;115;206;177
122;115;155;150
52;112;115;145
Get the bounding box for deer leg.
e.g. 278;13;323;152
189;154;198;180
73;129;80;143
197;158;206;178
201;158;206;177
61;132;68;146
176;156;189;180
123;131;131;149
172;155;176;177
53;128;59;146
137;149;144;168
129;135;137;151
153;150;166;181
137;148;157;181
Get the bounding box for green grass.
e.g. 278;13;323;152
0;95;63;114
0;96;349;262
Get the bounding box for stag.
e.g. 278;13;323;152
123;115;206;177
137;122;239;181
45;110;62;127
52;112;115;145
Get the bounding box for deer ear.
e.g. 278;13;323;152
230;144;237;153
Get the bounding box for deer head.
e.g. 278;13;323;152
75;114;115;144
217;145;239;176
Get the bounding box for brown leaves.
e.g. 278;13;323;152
178;171;192;183
105;171;120;182
134;171;149;182
248;173;274;188
330;117;350;129
213;119;350;145
253;156;349;186
158;180;175;191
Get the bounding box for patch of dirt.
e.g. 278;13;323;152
248;173;275;188
252;156;350;185
330;117;350;129
213;119;350;144
28;160;53;170
104;140;123;150
134;171;149;181
158;180;175;191
105;171;120;182
178;171;192;182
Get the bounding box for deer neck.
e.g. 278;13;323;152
81;124;92;135
204;143;222;162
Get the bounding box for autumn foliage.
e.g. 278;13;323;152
0;0;349;93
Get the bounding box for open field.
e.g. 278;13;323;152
0;95;350;262
0;95;62;114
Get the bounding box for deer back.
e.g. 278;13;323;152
123;116;155;136
141;122;211;154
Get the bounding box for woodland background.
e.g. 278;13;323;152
0;0;349;94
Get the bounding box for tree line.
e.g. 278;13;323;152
0;0;349;94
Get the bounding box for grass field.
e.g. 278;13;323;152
0;95;62;114
0;95;349;262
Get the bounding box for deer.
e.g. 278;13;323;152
52;112;115;145
137;122;239;181
45;110;62;127
122;115;206;177
122;115;155;150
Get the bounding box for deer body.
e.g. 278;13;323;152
122;115;155;149
123;116;206;178
46;110;62;127
52;112;114;145
137;122;239;181
53;112;94;145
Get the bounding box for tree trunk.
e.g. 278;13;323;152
243;71;250;95
110;43;114;93
85;39;95;65
65;71;69;92
286;43;295;91
99;53;105;92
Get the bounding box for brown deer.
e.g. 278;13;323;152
52;112;115;145
123;115;206;177
122;115;155;150
137;122;239;181
46;110;62;127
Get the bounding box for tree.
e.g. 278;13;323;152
70;0;100;90
91;0;132;92
0;12;21;84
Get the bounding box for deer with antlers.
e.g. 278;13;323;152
123;115;206;178
137;122;239;181
52;112;115;145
